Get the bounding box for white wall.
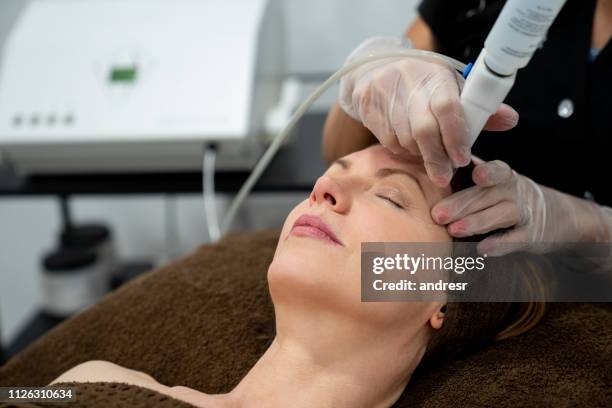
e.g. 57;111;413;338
283;0;416;74
0;0;419;347
0;0;418;76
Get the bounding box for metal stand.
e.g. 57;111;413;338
59;194;73;233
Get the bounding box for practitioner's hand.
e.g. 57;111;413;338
431;157;612;256
338;36;519;187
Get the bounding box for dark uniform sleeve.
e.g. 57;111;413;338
416;0;505;61
417;0;464;48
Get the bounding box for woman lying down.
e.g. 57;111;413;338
50;145;544;408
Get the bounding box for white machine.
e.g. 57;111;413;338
0;0;284;173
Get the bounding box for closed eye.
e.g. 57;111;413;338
376;194;405;209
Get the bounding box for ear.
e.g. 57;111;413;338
429;304;446;330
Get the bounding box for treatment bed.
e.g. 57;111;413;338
0;229;610;407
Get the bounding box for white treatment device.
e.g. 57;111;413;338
460;0;568;145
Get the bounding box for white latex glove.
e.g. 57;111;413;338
339;36;519;187
431;157;612;257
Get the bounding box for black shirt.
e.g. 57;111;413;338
418;0;612;205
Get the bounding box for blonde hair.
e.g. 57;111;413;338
494;256;549;341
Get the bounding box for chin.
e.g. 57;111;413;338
267;240;340;304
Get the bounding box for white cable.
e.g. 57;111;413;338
221;49;466;234
164;194;180;261
203;145;221;242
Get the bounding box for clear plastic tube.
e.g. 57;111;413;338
203;146;221;241
221;49;467;234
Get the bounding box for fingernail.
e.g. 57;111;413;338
434;208;448;223
453;147;470;167
450;220;467;236
433;171;452;187
503;108;519;127
434;175;448;187
474;168;487;184
477;241;494;255
476;242;490;256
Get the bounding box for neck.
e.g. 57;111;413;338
213;331;426;408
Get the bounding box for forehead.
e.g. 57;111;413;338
339;145;451;204
347;144;424;172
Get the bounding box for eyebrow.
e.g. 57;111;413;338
332;158;425;196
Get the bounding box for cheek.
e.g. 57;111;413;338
273;199;309;258
353;200;450;243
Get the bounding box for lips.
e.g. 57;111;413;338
290;214;344;246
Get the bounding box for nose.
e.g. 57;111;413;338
309;175;350;213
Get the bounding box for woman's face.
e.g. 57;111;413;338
269;145;453;339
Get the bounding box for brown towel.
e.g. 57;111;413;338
0;229;610;407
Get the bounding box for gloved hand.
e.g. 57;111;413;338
338;36;519;187
431;157;612;256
